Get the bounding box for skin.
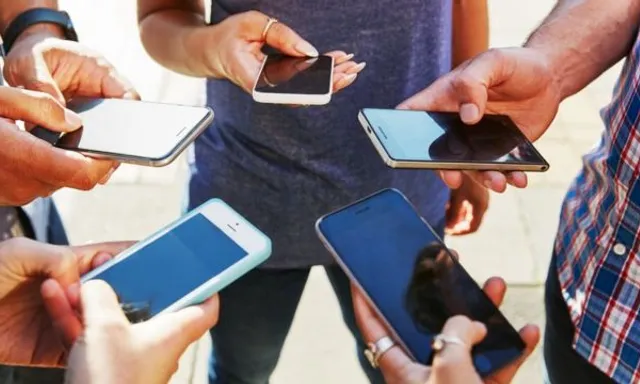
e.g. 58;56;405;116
398;0;640;193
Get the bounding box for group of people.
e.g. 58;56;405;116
0;0;638;383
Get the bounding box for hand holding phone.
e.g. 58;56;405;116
252;52;365;105
316;189;526;376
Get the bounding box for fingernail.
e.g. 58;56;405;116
67;283;80;300
336;53;354;64
460;103;479;123
99;167;116;185
295;41;319;57
41;279;57;298
340;73;358;87
64;109;83;128
349;62;367;74
483;179;493;189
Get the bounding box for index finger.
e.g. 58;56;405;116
2;125;114;189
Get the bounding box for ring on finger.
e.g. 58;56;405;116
431;334;465;354
261;17;279;40
364;336;396;369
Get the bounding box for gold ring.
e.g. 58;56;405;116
261;17;279;40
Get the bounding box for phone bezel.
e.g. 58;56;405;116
315;188;525;372
81;198;272;316
53;99;214;167
358;109;549;172
251;55;334;106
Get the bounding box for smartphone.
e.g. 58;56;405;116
31;98;214;167
81;198;271;319
252;54;334;105
316;188;525;376
358;108;549;172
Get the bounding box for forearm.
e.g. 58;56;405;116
452;0;489;68
0;0;65;41
525;0;640;100
138;4;211;77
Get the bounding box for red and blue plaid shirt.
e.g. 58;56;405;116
555;31;640;383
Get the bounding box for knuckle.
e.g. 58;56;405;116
32;92;64;119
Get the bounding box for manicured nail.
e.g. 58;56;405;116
336;53;354;64
295;41;319;57
460;103;479;123
349;62;367;74
64;109;83;128
339;73;358;87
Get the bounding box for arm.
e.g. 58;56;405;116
0;0;65;42
137;0;210;77
452;0;489;68
525;0;640;100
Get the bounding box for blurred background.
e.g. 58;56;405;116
54;1;621;383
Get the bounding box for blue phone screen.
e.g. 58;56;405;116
318;189;524;376
89;213;247;316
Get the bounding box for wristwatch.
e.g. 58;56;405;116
2;8;78;56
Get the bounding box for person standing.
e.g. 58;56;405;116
137;0;489;382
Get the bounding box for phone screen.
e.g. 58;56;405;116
255;54;332;95
318;189;525;376
86;213;247;317
33;98;211;161
362;108;547;168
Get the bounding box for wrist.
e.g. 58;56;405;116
12;22;65;45
182;25;220;77
522;42;572;102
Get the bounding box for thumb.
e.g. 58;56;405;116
80;280;129;328
139;294;220;353
0;87;82;132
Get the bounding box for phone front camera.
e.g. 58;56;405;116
235;223;239;226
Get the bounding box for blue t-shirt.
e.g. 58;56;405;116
188;0;451;268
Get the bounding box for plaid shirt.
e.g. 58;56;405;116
555;31;640;383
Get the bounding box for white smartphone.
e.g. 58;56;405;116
252;54;334;105
31;98;214;167
81;198;271;320
358;108;549;172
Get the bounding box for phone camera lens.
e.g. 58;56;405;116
235;223;239;226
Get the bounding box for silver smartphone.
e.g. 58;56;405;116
358;108;549;172
31;98;214;167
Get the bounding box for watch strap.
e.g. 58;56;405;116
2;8;78;55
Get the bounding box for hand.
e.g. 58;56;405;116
193;11;365;95
64;280;219;384
446;173;490;235
353;276;540;384
0;86;119;205
398;47;562;192
0;238;132;367
3;32;138;104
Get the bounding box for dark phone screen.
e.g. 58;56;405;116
255;54;332;95
318;189;525;376
86;214;247;316
33;98;210;160
362;109;546;167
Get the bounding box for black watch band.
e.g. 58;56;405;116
2;8;78;56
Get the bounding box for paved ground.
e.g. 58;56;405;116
53;1;621;383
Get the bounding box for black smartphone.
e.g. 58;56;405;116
252;54;334;105
316;188;525;376
31;98;213;167
358;108;549;172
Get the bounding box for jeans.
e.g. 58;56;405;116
0;203;68;384
208;265;385;384
543;253;614;384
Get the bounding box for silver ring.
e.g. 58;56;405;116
261;17;279;40
364;336;396;368
431;334;465;354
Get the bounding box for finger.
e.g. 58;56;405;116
140;294;220;352
332;73;358;94
80;280;129;327
100;70;140;100
487;324;540;384
250;13;317;57
506;172;528;188
477;171;508;193
482;277;506;308
70;241;134;275
445;193;465;233
41;279;83;346
351;286;413;369
335;61;366;76
440;170;465;189
0;86;81;132
1;123;113;190
5;60;66;104
468;199;488;234
329;52;354;65
0;166;59;205
439;315;487;352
